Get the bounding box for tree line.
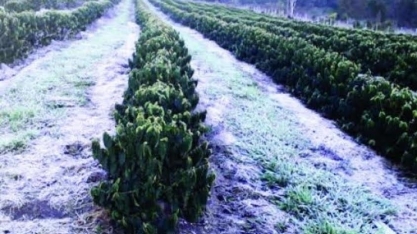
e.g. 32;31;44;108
205;0;417;28
335;0;417;28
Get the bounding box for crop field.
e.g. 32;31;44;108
1;0;417;233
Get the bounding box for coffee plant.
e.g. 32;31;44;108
91;0;214;233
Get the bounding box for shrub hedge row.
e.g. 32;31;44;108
0;0;117;64
152;0;417;171
3;0;90;13
164;0;417;90
91;0;214;233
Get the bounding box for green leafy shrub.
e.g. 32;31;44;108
153;0;417;171
0;0;118;64
159;0;417;91
91;0;214;232
4;0;33;12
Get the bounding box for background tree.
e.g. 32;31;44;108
337;0;367;19
286;0;296;17
367;0;386;22
394;0;417;27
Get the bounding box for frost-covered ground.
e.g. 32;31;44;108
0;0;139;232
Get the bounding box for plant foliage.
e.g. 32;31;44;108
91;0;214;233
153;0;417;171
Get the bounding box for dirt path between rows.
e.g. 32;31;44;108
0;0;139;232
146;1;417;233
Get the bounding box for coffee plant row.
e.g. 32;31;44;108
163;0;417;91
1;0;94;13
90;0;214;233
0;0;118;64
152;0;417;172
